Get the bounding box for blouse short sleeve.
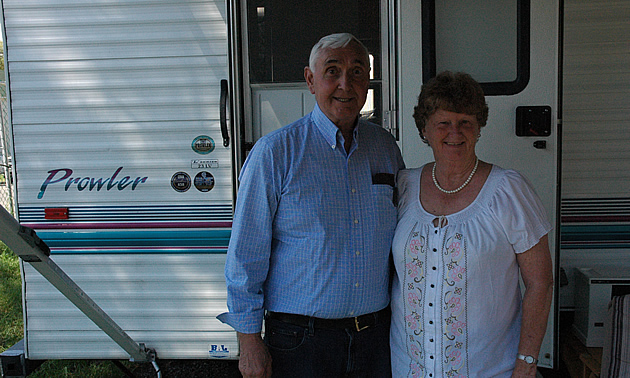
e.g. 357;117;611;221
490;169;553;253
396;168;421;220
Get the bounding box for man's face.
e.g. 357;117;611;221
304;42;370;130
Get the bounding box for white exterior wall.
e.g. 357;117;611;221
2;0;238;359
562;0;630;199
4;0;233;209
560;0;630;309
23;254;237;359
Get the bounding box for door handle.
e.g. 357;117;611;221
220;79;230;147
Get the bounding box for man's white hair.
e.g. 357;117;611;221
308;33;370;70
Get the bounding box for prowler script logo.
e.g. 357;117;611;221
38;167;148;199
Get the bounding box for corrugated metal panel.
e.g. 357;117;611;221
560;0;630;310
2;0;237;359
562;0;630;199
4;0;233;209
23;254;238;359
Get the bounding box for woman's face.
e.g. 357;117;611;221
423;108;480;164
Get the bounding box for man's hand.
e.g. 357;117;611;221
237;332;272;378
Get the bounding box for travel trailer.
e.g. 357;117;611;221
0;0;627;375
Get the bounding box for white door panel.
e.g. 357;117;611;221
251;88;315;140
398;0;560;369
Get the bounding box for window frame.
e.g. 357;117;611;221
421;0;531;96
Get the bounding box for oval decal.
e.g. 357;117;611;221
192;136;216;155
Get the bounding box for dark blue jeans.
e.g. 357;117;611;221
264;315;391;377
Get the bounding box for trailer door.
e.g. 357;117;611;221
236;0;398;165
398;0;560;369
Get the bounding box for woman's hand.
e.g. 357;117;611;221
511;358;539;377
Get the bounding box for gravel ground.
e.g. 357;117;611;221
130;359;241;378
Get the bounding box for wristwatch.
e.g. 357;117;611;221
517;353;538;364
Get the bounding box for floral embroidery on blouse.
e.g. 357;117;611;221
402;226;469;377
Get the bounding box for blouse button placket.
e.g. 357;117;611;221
425;223;443;375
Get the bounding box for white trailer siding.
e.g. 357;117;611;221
560;0;630;309
562;0;630;199
23;254;236;359
4;0;233;209
2;0;238;359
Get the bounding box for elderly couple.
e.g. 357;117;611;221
218;33;553;378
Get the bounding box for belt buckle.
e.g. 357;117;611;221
354;316;369;332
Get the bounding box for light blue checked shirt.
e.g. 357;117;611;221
218;104;405;334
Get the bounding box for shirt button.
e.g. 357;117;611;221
354;219;359;224
351;188;356;193
331;144;336;149
355;251;361;256
433;248;437;252
432;266;436;270
355;283;360;287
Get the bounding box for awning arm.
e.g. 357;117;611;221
0;207;156;363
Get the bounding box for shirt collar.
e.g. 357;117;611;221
312;103;360;151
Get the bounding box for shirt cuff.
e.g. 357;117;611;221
217;309;264;334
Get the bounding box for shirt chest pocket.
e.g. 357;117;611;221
371;184;397;232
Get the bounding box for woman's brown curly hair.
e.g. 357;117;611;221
413;71;489;143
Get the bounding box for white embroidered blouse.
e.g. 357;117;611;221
390;165;552;377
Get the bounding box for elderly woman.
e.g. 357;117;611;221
390;71;553;377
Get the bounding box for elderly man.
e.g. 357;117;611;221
218;33;404;378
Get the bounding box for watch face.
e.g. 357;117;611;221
518;354;537;364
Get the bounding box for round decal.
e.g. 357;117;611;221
171;172;191;192
194;171;215;192
192;136;215;155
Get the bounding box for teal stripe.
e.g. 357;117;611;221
561;224;630;249
37;229;231;252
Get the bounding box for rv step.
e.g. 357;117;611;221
0;339;44;378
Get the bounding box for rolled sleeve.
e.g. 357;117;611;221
218;139;278;334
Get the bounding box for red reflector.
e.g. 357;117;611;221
45;208;69;220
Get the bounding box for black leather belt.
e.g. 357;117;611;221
266;307;390;332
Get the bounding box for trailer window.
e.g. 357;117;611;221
422;0;530;95
245;0;384;126
246;0;381;83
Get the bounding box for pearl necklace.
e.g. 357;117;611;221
432;158;479;194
